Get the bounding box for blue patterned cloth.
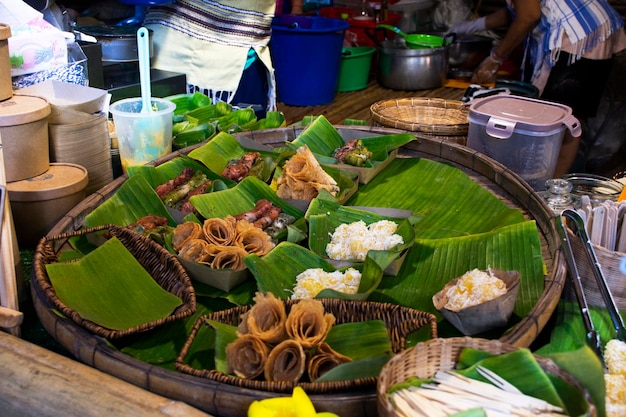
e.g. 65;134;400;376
508;0;624;83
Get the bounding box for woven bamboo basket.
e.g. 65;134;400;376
565;228;626;311
175;299;438;394
370;98;469;144
377;337;597;417
33;224;197;339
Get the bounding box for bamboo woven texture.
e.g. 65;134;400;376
370;98;469;136
175;299;438;394
566;228;626;311
377;337;597;417
32;224;197;339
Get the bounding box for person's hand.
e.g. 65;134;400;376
447;16;486;35
471;54;502;84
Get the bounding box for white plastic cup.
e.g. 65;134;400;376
109;97;175;172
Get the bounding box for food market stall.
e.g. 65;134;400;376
24;111;577;416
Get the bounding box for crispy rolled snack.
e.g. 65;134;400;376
177;238;210;262
307;342;351;381
276;146;339;200
264;339;307;383
172;221;204;252
202;244;248;271
285;298;335;349
234;220;275;256
225;334;270;379
238;292;287;344
203;216;237;246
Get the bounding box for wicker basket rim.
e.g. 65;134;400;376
175;298;438;394
370;98;469;135
376;337;597;417
32;224;197;339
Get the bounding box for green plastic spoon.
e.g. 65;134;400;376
376;24;445;48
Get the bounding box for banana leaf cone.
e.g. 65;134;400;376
432;269;521;336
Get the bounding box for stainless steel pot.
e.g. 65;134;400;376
434;32;494;71
377;39;448;90
74;25;153;63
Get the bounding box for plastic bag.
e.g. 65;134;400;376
432;0;473;31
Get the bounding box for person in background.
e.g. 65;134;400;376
448;0;626;177
143;0;303;115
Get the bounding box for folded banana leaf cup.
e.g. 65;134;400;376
273;164;360;213
176;257;251;292
305;200;417;276
432;269;521;336
187;132;284;184
289;115;415;184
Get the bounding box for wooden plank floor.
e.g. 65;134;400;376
276;78;468;125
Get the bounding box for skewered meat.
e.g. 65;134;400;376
155;167;194;198
221;152;261;182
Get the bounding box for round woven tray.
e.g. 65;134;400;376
370;97;469;136
31;126;565;417
377;337;597;417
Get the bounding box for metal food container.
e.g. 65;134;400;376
377;39;448;90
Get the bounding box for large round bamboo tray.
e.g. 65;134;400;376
30;126;566;417
377;337;596;417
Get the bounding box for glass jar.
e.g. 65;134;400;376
561;173;624;205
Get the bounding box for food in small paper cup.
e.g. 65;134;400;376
432;268;521;336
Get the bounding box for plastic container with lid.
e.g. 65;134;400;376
7;163;89;248
467;95;582;191
0;94;51;182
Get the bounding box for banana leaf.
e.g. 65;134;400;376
216;107;257;133
349;158;527;239
241;111;286;131
244;241;390;300
456;348;565;409
84;175;176;228
288;115;415;170
45;237;184;331
172;123;216;149
126;155;230;189
187;132;283;182
189;176;307;243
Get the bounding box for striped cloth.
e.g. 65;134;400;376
510;0;625;85
144;0;277;110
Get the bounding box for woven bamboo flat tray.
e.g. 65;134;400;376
370;97;469;136
175;299;437;394
30;126;565;417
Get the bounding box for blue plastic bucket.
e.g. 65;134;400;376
270;15;349;106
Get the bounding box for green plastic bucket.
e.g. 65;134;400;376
336;46;375;92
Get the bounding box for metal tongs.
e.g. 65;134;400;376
556;209;626;363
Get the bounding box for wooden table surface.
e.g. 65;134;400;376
276;78;469;125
